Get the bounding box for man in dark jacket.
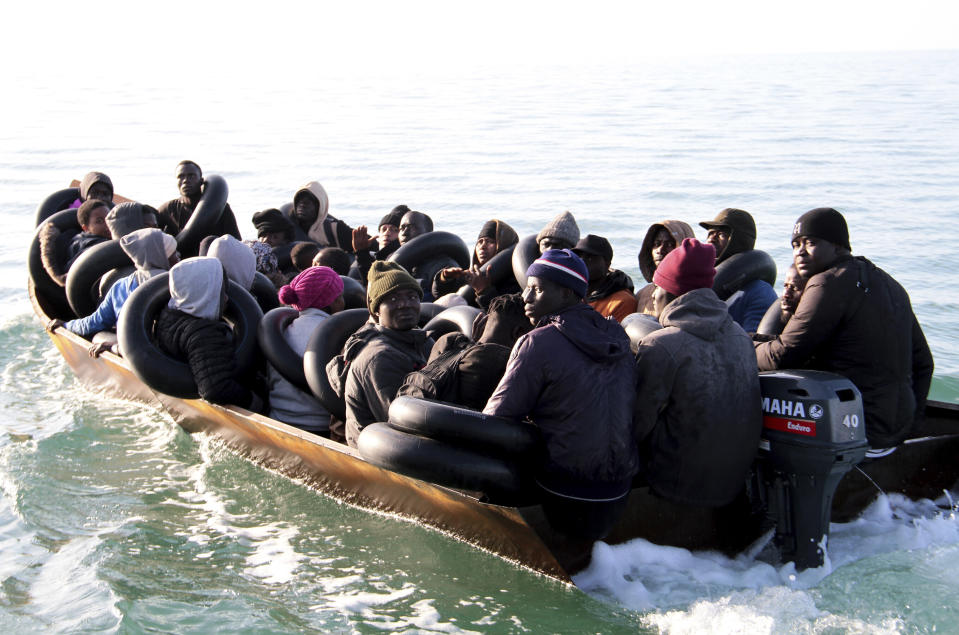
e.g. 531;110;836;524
396;210;458;302
755;208;934;449
573;234;637;322
351;206;407;284
484;250;638;540
700;208;777;332
156;160;241;241
327;261;432;447
634;238;762;507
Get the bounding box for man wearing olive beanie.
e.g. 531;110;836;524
485;249;638;541
634;238;763;508
756;207;933;450
327;261;431;447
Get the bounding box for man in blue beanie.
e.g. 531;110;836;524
484;249;638;540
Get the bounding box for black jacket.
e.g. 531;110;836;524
756;255;934;448
156;307;257;409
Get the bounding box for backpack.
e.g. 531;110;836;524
398;334;472;403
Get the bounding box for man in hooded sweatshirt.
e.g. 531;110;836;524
48;228;179;356
699;208;778;332
573;234;637;322
635;220;696;315
105;202;149;240
327;261;432;447
156;257;262;411
70;171;115;208
484;249;638;540
156;160;241;241
432;218;520;307
633;238;762;508
286;181;353;252
755;208;933;450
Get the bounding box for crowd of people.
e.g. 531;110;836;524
42;163;934;541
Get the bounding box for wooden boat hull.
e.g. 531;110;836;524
29;280;959;582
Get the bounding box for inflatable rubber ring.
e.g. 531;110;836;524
417;302;445;327
250;272;280;312
303;307;371;421
387;395;539;456
388;231;470;271
356;422;533;504
118;273;262;399
341;275;367;310
258;307;310;393
756;299;786;336
175;175;228;258
98;266;135;298
35;187;80;226
621;312;662;354
713;250;777;301
66;240;132;317
423;305;482;341
28;208;80;318
511;234;539;291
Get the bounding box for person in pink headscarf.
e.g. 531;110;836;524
267;266;345;435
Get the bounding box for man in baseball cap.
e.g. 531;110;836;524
573;234;637;323
484;249;638;541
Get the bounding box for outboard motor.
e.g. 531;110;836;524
757;370;868;569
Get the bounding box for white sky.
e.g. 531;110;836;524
4;0;958;81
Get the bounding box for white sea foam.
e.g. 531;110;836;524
575;493;959;618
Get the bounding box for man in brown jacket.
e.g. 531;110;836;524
755;208;933;449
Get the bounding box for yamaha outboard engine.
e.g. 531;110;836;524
757;370;869;569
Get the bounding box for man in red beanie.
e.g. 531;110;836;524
633;238;763;508
755;207;933;450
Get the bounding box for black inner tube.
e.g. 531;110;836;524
118;273;263;399
423;305;482;341
303;308;371;421
250;272;280;312
388;231;470;271
456;242;518;305
65;240;132;317
258;307;311;393
387;395;539;456
356;422;533;504
755;299;786;336
511;234;539;291
29;208;81;319
713;250;777;301
176;175;228;258
34;187;80;226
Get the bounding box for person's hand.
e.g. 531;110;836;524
439;267;469;283
88;342;115;358
352;225;373;252
468;265;491;293
46;318;65;333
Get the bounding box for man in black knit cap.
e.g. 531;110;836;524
755;207;933;450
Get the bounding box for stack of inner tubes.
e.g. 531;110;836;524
357;395;540;505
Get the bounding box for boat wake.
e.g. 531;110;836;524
574;492;959;626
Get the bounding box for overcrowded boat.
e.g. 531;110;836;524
28;178;959;585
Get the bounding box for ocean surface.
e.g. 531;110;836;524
2;50;958;633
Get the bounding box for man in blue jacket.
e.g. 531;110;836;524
484;249;638;540
700;208;777;332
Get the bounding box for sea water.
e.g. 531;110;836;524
1;50;958;633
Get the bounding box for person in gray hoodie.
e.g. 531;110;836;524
633;238;762;507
